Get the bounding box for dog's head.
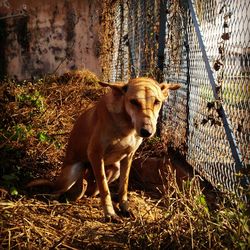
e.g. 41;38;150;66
99;77;180;138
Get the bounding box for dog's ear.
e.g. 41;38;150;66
160;83;181;97
98;81;128;94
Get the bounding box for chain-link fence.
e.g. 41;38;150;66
101;0;161;81
100;0;249;194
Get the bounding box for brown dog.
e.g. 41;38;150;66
27;77;180;222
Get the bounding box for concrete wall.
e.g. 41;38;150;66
0;0;101;80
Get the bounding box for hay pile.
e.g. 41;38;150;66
0;192;165;249
0;70;249;249
1;175;248;249
0;70;106;183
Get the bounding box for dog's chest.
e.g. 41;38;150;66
104;135;142;164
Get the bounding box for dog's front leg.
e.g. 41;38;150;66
88;150;121;222
118;152;134;217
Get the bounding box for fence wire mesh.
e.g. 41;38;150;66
101;0;161;81
184;0;250;192
101;0;249;194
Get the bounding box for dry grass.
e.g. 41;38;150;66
0;192;164;249
1;174;249;249
0;71;249;249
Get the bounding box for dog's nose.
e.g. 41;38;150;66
140;128;152;138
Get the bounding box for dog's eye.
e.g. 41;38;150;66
154;100;161;105
130;99;141;108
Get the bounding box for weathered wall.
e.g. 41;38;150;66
0;0;101;80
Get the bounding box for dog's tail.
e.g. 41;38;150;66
26;162;84;194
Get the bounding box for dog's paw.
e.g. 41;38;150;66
104;214;123;223
119;208;135;219
119;201;135;219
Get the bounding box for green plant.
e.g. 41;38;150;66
17;90;45;111
37;131;61;149
1;173;20;196
12;124;34;141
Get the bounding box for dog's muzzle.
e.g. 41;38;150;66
140;127;153;138
140;123;154;138
138;117;155;138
